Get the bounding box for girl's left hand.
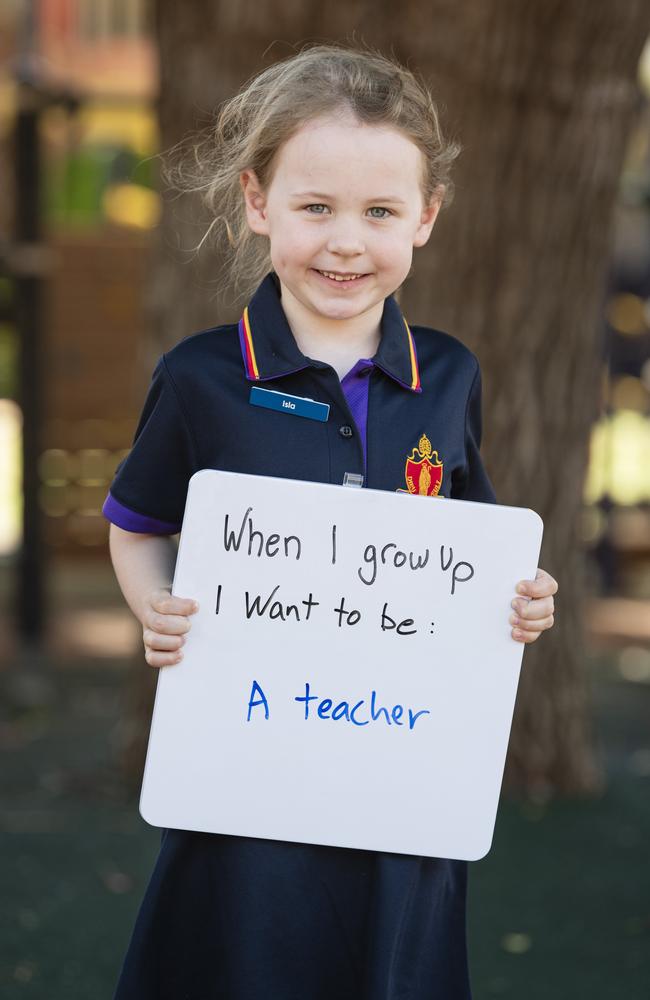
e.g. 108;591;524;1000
510;567;557;644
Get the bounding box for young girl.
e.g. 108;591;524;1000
104;43;557;1000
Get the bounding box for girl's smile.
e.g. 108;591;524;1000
312;267;372;287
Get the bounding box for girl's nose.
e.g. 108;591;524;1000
326;227;365;256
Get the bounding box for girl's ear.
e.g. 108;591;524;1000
413;189;443;248
240;169;270;236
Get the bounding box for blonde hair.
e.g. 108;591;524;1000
163;42;461;300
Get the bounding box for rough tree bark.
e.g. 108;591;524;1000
133;0;650;797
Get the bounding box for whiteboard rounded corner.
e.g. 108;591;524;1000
189;468;214;488
466;831;494;862
138;793;163;829
524;507;544;534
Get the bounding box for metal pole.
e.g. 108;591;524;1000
14;47;46;644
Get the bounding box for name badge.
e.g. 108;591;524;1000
249;386;330;423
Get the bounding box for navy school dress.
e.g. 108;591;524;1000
103;272;497;1000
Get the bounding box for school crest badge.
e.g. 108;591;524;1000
398;433;443;496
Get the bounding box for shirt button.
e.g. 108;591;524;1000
339;425;353;439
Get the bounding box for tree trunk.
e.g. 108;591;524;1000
403;1;650;796
140;0;650;797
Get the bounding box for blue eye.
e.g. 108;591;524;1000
305;204;329;214
368;207;392;219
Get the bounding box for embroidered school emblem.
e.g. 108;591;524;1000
398;434;443;496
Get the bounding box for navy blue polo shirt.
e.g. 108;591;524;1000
107;271;495;1000
103;271;495;534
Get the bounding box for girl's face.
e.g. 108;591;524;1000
241;114;441;325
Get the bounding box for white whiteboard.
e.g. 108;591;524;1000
140;469;543;860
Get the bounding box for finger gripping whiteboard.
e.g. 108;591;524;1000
140;470;543;861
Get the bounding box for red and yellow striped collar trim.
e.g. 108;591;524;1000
403;317;420;391
239;300;420;392
239;306;260;380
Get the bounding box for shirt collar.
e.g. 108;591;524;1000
238;271;421;393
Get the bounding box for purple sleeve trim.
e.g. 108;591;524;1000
102;492;182;535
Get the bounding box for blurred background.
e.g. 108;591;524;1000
0;1;649;998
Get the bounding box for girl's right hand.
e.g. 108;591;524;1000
142;587;199;668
